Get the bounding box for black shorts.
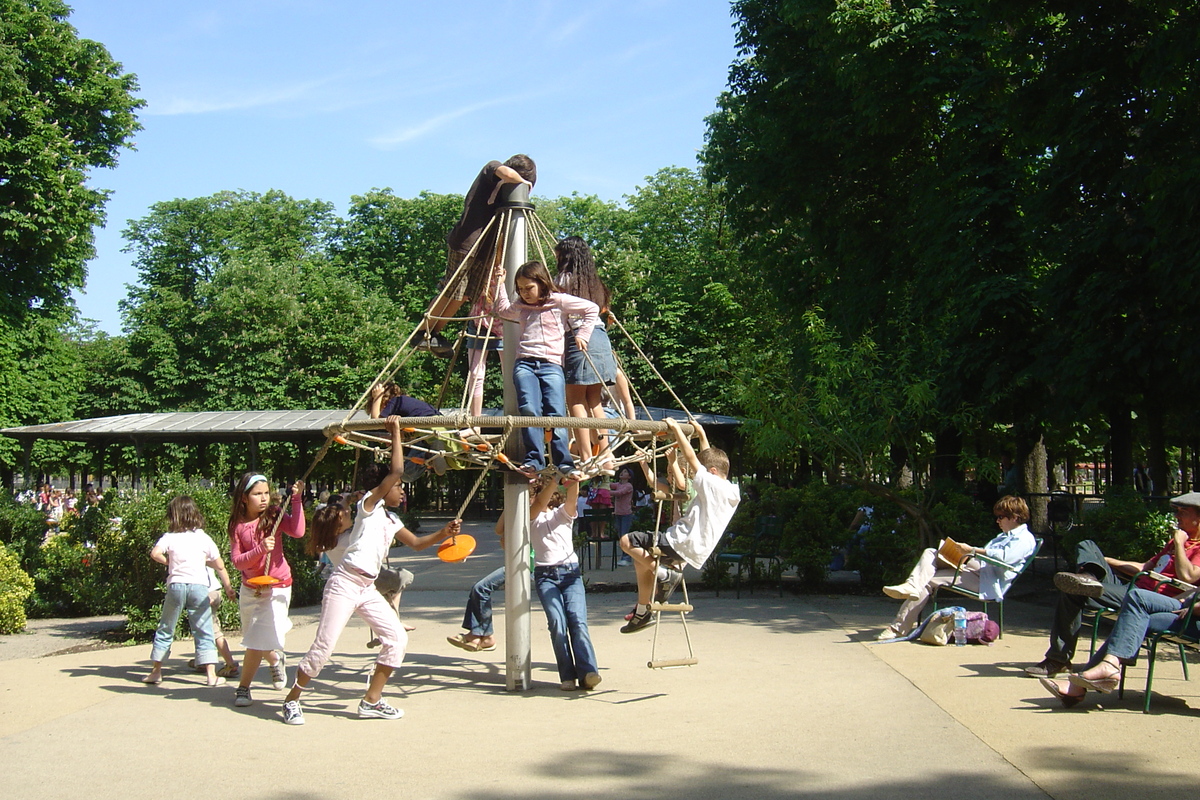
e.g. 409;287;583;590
625;530;681;561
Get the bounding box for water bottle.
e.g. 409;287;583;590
953;609;967;646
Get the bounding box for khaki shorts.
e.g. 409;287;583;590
207;589;224;638
439;227;508;303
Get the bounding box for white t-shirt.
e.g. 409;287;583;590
532;504;577;567
154;529;220;585
325;530;354;571
340;497;403;579
661;466;741;569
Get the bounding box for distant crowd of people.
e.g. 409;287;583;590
15;482;102;526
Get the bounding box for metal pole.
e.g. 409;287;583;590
499;183;533;691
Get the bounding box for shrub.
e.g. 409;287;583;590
27;533;106;618
0;491;49;569
0;542;35;634
1064;490;1173;562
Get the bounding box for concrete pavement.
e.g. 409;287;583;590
1;520;1197;799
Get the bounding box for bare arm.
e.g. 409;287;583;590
1171;529;1200;584
1110;556;1149;576
368;382;384;419
207;556;235;599
395;518;461;551
666;417;702;477
364;417;405;515
150;544;168;566
564;480;580;520
530;479;560;518
486;165;533;204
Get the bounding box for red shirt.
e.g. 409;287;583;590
1135;538;1200;596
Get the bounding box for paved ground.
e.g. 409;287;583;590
1;520;1198;799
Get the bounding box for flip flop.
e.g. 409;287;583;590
447;634;495;652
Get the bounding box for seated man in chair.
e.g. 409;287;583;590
1024;491;1200;677
878;495;1037;640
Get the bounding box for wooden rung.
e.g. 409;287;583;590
650;602;693;613
648;658;698;669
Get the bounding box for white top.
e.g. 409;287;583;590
340;497;403;578
662;466;742;569
531;504;577;567
325;530;354;570
154;529;220;585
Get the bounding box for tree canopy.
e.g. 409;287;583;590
0;0;142;318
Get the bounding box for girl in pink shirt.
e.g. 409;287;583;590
228;473;306;708
493;260;599;480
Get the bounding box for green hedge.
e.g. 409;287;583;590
0;477;322;638
704;479;996;590
1063;490;1174;563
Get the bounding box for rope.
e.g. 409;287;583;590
606;311;696;422
265;435;336;539
452;423;516;520
327;415;692;436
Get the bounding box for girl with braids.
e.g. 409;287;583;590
228;473;306;708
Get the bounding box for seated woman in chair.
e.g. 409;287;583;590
1039;493;1200;707
878;495;1037;640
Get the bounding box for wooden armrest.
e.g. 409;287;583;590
1137;570;1198;595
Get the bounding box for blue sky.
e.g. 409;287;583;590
65;0;740;334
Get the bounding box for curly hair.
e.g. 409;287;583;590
554;236;610;310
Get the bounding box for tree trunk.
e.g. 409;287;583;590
1145;403;1168;496
1023;435;1048;532
933;427;964;486
1107;403;1134;492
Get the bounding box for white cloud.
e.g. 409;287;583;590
146;76;338;116
368;96;519;149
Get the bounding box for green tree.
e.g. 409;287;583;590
0;0;142;317
120;191;343;410
607;168;773;416
0;310;82;474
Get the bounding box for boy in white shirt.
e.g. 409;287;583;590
618;418;740;633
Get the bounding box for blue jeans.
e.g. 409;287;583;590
1092;586;1197;665
151;582;217;665
462;567;506;636
535;561;597;683
513;358;573;472
613;514;634;538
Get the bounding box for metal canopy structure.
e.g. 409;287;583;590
0;407;740;448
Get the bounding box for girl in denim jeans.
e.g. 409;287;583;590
529;475;601;691
144;496;234;687
493;260;598;481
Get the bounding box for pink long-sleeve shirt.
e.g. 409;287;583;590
493;284;599;363
229;494;306;588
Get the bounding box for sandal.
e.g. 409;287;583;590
1067;659;1121;694
447;634;484;652
447;634;496;652
1039;677;1084;708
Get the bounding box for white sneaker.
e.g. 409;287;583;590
560;680;579;691
876;628;900;641
282;700;305;725
883;583;919;601
270;651;287;690
234;686;253;707
357;698;404;719
581;672;602;690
